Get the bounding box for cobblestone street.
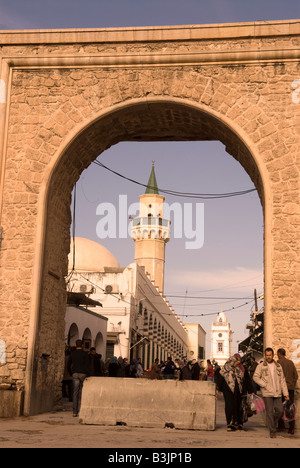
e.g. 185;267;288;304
0;396;299;449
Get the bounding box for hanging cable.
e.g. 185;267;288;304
176;299;255;319
93;160;257;200
66;268;257;320
166;294;254;300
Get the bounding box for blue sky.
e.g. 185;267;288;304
1;0;298;353
0;0;299;29
77;142;264;354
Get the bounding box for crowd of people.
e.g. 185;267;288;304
147;356;217;381
63;341;298;438
63;343;218;416
63;347;219;389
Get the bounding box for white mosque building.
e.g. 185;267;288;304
210;310;233;367
65;165;206;367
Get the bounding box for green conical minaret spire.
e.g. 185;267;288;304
145;161;159;195
131;161;170;294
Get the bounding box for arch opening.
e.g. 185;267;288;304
67;323;79;347
27;98;266;414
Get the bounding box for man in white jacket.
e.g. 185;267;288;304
253;348;289;438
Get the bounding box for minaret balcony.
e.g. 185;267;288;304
131;217;170;242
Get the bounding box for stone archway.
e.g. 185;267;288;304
28;97;268;413
0;21;299;416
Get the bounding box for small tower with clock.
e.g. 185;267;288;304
210;308;233;367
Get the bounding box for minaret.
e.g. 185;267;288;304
131;163;170;294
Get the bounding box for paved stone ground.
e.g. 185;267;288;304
0;396;299;449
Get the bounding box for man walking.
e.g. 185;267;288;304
253;348;289;438
277;348;298;435
67;340;90;417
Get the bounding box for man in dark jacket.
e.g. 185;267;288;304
179;361;192;381
67;340;90;417
191;359;201;381
163;357;175;379
89;348;102;376
277;348;298;435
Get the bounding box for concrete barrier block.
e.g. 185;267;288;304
79;378;216;431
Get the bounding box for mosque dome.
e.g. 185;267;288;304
68;237;120;272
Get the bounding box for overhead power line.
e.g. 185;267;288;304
166;295;254;300
93;160;257;200
66;269;256;319
176;299;255;318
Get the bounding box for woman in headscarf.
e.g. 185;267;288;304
216;354;254;432
108;356;119;377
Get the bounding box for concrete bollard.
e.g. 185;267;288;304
79;378;216;430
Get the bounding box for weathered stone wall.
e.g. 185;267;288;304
0;21;299;415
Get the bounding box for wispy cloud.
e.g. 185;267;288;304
165;267;263;296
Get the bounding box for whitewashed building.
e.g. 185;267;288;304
210;310;233;367
67;251;191;366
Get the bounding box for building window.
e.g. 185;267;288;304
218;342;223;353
106;342;115;359
198;346;204;360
